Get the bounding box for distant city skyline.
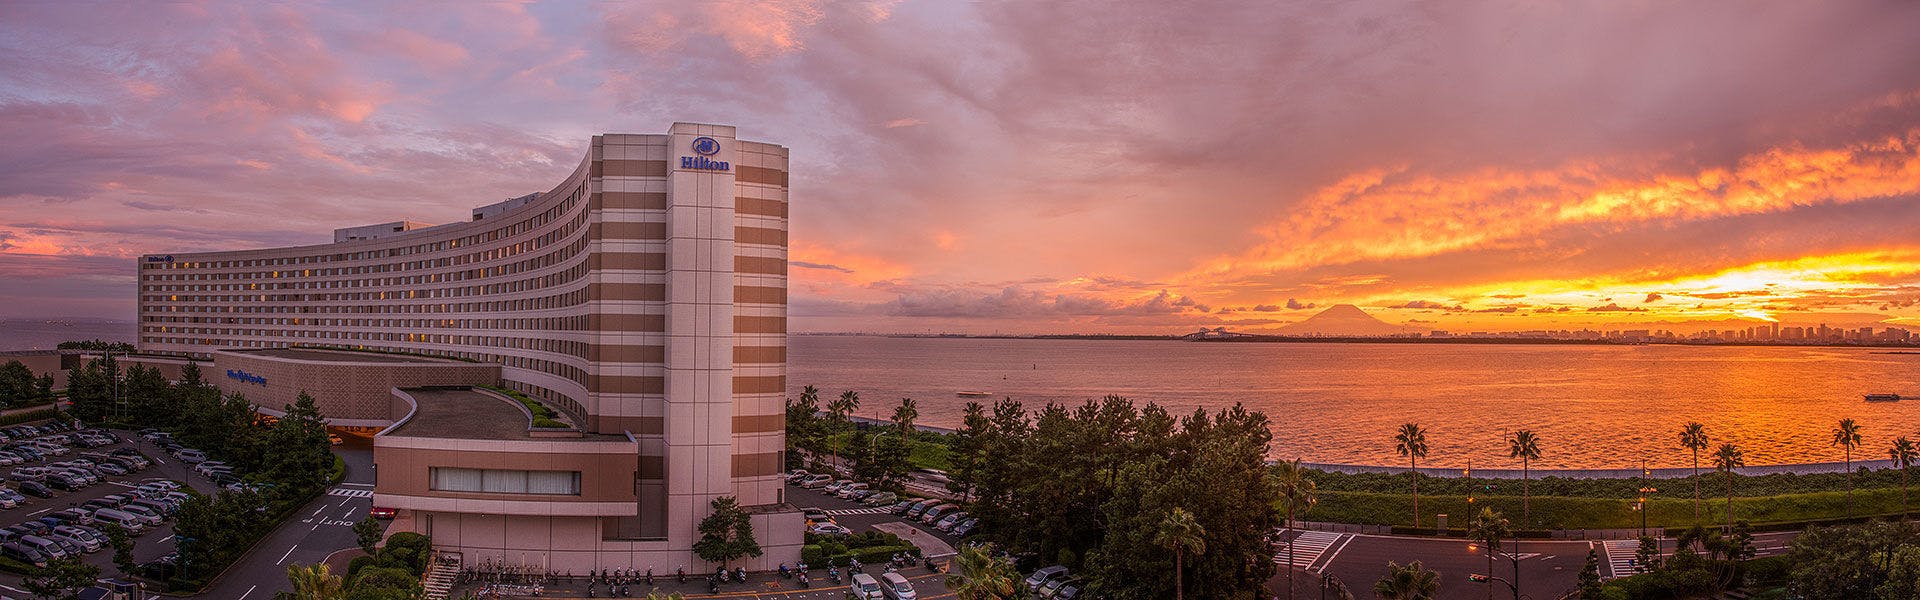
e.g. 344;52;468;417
4;2;1920;335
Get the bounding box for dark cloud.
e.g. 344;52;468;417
1644;293;1663;303
1588;303;1648;312
1391;300;1466;312
792;261;855;273
1286;298;1314;310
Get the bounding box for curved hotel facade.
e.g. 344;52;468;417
135;123;800;571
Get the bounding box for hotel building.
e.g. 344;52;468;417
133;123;800;571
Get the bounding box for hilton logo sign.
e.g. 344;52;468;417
226;369;267;386
681;136;730;172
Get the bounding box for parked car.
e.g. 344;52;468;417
46;529;98;553
784;469;812;484
889;500;916;514
89;509;146;533
951;518;979;537
1;541;47;568
369;506;397;519
1025;566;1069;591
835;483;870;499
823;480;852;494
935;512;968;532
880;571;918;600
94;462;128;476
174;449;208;464
849;573;885;600
802;508;833;525
799;475;834;489
807;522;852;536
898;500;936;519
862;492;898;506
18;535;68;560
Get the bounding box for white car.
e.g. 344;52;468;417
808;522;852;536
835;483;870;499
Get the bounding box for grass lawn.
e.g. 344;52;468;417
1311;486;1917;530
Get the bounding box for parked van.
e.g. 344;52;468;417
880;572;918;600
174;449;208;464
18;535;68;560
1;542;46;567
90;509;146;533
849;573;885;600
115;504;163;526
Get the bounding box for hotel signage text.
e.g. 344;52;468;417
682;136;729;172
226;369;267;386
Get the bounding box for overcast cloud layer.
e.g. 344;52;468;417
4;1;1920;334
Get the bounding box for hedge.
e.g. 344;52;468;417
801;544;919;567
0;408;62;427
479;385;569;429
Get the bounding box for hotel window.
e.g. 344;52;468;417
429;468;580;495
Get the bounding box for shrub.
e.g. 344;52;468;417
347;555;376;579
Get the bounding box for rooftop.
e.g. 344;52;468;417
223;347;458;364
389;387;625;442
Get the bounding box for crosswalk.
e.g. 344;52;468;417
825;507;892;516
1601;539;1643;579
328;488;374;498
1275;530;1348;573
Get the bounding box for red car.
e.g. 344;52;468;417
369;507;397;519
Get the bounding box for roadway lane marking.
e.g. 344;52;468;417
342;506;358;519
1602;539;1641;579
26;508;51;516
1315;533;1356;574
238;585;257;600
277;545;298;565
0;584;26;595
1274;530;1345;570
159;534;174;542
312;506;326;517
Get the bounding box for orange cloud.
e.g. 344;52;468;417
1191;128;1920;278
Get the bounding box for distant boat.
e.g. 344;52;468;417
1866;394;1902;402
957;391;992;398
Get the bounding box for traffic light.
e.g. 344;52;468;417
1469;573;1490;583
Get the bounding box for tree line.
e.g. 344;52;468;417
0;361;54;407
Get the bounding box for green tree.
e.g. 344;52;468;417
354;516;385;554
945;543;1024;600
1507;429;1542;523
284;563;347;600
826;390;861;471
1877;545;1920;600
1787;520;1918;600
24;557;100;600
1679;422;1710;522
1274;458;1317;600
1394;423;1429;527
263;391;334;497
692;496;762;569
947;401;991;501
1577;549;1604;599
0;360;32;405
346;566;420;600
1894;436;1918;517
1374;560;1439;600
785;385;822;463
1153;507;1206;600
1712;443;1744;531
1468;507;1511;600
1833;418;1863;517
100;522;136;577
893;397;919;437
1634;535;1660;574
1324;576;1355;600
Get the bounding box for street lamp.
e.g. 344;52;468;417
1638;486;1658;538
1465;459;1474;507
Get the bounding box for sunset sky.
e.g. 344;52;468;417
4;1;1920;334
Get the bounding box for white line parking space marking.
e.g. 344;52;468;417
327;488;373;498
160;534;174;543
1275;530;1348;573
26;508;50;516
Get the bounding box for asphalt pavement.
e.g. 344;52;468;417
188;439;373;600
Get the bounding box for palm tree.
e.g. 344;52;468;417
1373;560;1440;600
1832;418;1863;517
893;397;919;436
1468;508;1511;600
1507;430;1542;522
946;543;1022;600
1394;423;1430;527
826;390;861;470
1712;443;1744;531
284;563;345;600
1274;458;1318;600
1679;422;1710;522
1155;507;1207;600
1891;437;1917;518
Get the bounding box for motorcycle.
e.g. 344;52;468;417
645;567;654;585
829;567;842;584
735;566;746;583
798;572;810;588
677;566;687;583
586;584;595;598
780;563;791;579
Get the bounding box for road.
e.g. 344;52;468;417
1278;528;1800;599
188;440;372;600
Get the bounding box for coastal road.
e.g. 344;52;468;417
1288;529;1801;599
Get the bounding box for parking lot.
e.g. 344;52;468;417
0;422;221;596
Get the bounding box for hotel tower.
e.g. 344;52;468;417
134;123;800;570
